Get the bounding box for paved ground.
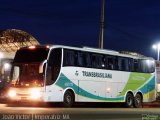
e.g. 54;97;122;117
0;103;160;120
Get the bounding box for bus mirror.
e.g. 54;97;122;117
39;64;43;73
39;63;46;74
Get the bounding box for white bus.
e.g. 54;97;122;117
8;45;155;108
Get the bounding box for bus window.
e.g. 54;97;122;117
77;51;92;68
77;52;86;67
92;54;97;68
118;57;129;71
63;50;75;66
140;60;147;73
140;60;155;73
92;54;105;69
133;59;139;72
107;57;113;70
128;58;134;72
84;53;91;68
46;48;62;85
148;60;155;73
106;56;118;70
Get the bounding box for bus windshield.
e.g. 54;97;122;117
11;47;49;87
12;63;44;87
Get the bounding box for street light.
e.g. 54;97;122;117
152;43;160;61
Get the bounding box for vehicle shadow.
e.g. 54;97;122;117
6;102;125;108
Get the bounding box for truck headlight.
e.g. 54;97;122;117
30;88;41;99
8;90;16;97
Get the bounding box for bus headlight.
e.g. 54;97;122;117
30;88;41;99
8;90;16;97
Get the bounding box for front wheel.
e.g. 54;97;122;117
134;94;143;108
63;91;74;107
125;93;134;108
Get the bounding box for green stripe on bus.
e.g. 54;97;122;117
55;73;124;101
119;73;153;96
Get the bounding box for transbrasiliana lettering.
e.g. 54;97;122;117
82;71;112;78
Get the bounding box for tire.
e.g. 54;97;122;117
125;93;134;108
63;91;74;107
134;94;143;108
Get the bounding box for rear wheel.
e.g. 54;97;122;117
134;94;143;108
125;93;134;108
63;91;74;107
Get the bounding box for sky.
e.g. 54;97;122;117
0;0;160;59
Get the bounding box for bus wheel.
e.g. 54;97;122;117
134;94;143;108
63;91;74;107
125;93;134;108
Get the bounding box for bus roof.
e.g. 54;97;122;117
49;45;154;60
13;45;50;63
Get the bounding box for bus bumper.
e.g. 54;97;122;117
7;87;44;102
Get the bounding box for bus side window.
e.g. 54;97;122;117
77;52;84;67
140;60;147;73
129;58;134;72
149;61;155;73
118;57;129;71
63;50;75;66
133;59;139;72
84;53;91;68
118;57;123;71
46;48;62;85
98;55;105;69
140;60;155;73
92;54;97;68
106;56;114;70
91;54;105;69
108;58;114;70
46;66;52;84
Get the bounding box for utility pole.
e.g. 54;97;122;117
98;0;105;49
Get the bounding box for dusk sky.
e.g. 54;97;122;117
0;0;160;59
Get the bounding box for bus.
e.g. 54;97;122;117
0;58;13;89
8;45;49;102
8;45;155;108
0;52;15;100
